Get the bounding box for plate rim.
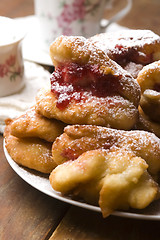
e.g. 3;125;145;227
3;139;160;221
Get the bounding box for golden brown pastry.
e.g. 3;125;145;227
10;106;66;142
90;30;160;78
136;61;160;136
136;106;160;138
50;125;160;217
4;119;57;173
36;35;140;130
137;61;160;122
52;125;160;175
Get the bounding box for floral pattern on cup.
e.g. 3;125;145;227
57;0;86;35
0;55;23;81
57;0;102;35
35;0;132;52
38;0;103;44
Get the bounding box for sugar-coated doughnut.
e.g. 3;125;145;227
52;125;160;175
4;119;57;173
10;106;66;142
90;30;160;78
36;35;140;130
50;125;160;217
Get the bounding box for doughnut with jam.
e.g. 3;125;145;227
10;106;66;142
51;125;160;175
36;36;140;130
4;119;57;173
50;125;160;217
90;30;160;78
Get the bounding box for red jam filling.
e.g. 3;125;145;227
62;148;80;161
112;44;153;66
62;142;112;161
50;63;121;110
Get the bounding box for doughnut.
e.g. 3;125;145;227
52;125;160;175
139;90;160;122
136;106;160;138
50;125;160;217
10;106;66;142
137;61;160;123
36;35;140;130
35;87;138;130
90;30;160;78
4;119;57;173
50;149;159;217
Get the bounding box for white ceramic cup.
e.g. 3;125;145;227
34;0;132;52
0;16;25;97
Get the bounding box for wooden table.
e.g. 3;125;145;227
1;0;160;239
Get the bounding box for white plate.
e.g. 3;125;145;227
3;141;160;220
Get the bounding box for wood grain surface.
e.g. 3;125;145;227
50;207;160;240
0;137;69;240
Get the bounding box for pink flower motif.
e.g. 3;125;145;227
72;0;85;19
0;55;21;80
57;0;86;34
6;55;16;66
57;0;100;36
57;15;69;29
57;4;75;28
0;64;8;77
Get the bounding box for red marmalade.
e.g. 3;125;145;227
50;63;121;110
112;45;153;66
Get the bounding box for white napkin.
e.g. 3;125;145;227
0;61;51;133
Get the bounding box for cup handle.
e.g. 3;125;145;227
100;0;132;29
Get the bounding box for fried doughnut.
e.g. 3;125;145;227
36;87;138;130
10;106;66;142
90;30;160;78
36;36;140;130
4;119;57;173
52;125;160;175
137;61;160;122
136;106;160;138
50;128;160;217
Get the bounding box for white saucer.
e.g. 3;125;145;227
15;16;128;67
15;16;52;66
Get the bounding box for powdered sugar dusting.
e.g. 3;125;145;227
50;35;141;106
89;30;160;78
90;30;160;54
63;125;160;175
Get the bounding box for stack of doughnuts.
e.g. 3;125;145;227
4;30;160;217
36;35;140;130
50;125;160;217
90;30;160;137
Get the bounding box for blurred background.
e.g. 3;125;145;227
0;0;160;35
